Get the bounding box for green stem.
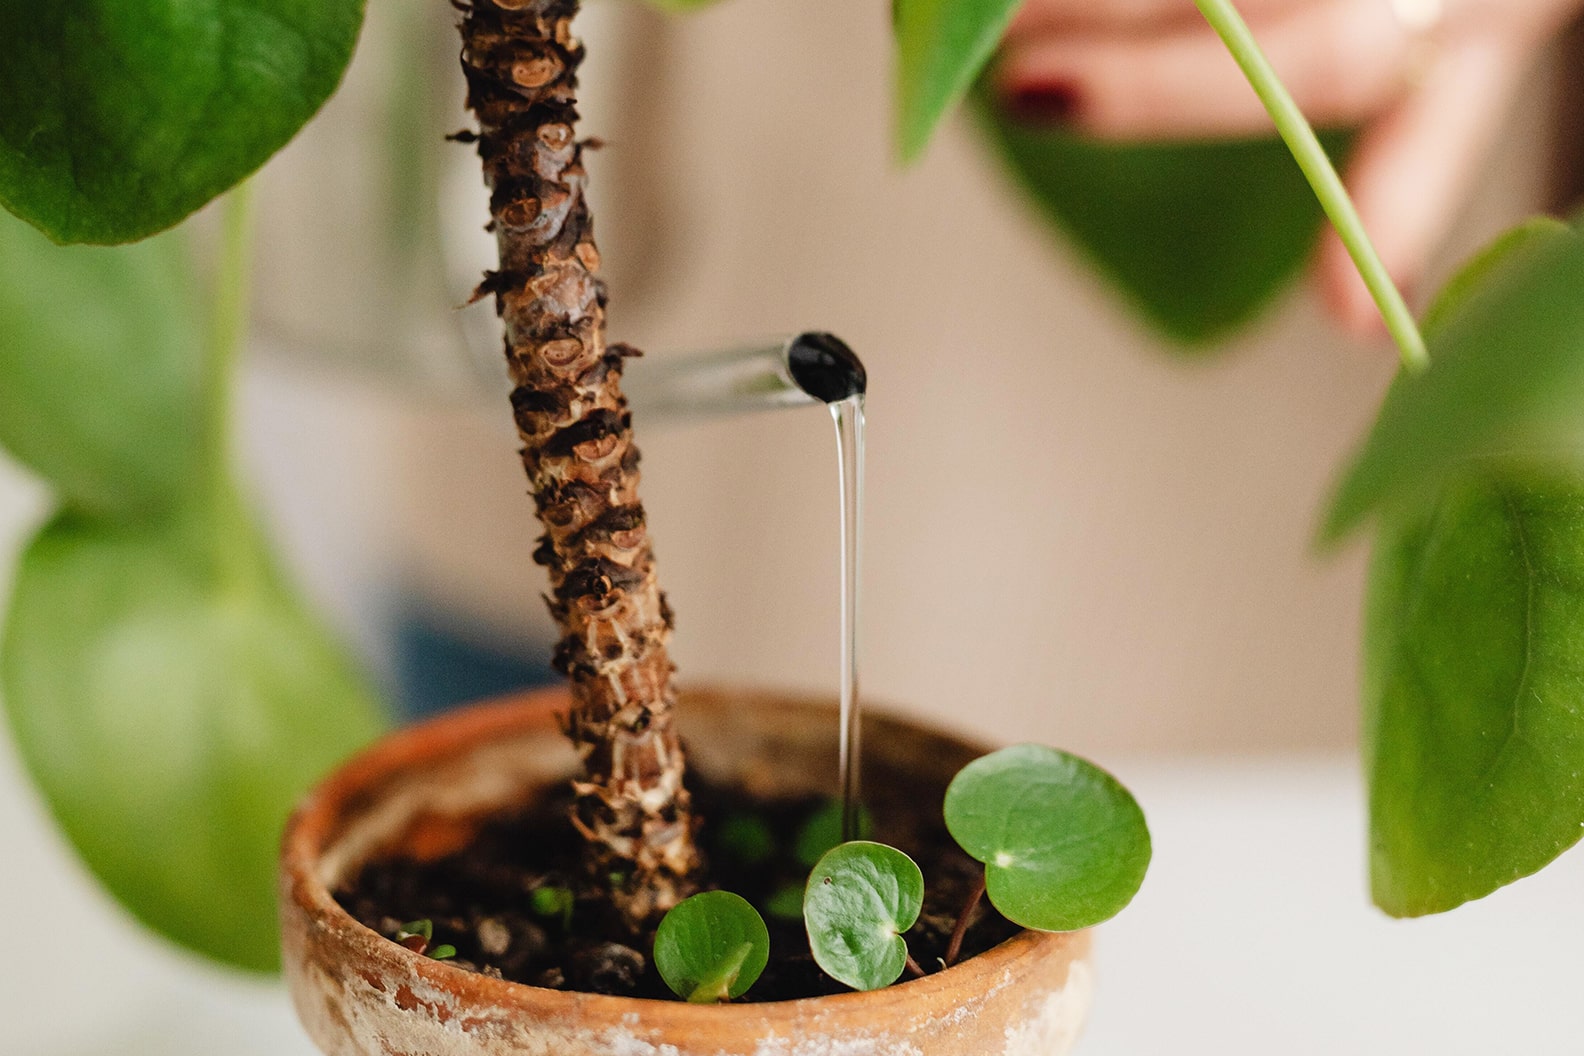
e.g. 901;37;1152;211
206;183;255;487
1193;0;1428;372
203;183;258;592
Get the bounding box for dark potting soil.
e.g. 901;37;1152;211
335;773;1020;1002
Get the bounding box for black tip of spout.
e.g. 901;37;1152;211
786;332;866;403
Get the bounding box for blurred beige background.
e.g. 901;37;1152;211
2;0;1560;761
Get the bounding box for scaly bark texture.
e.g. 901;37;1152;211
456;0;697;929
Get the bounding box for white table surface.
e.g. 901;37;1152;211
4;739;1582;1056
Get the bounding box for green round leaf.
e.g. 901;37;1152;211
1365;470;1584;916
0;210;203;516
803;842;923;991
944;744;1150;932
1;511;385;971
653;891;770;1003
0;0;365;244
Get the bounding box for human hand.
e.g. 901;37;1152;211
994;0;1584;338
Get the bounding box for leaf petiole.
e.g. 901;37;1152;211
942;868;986;967
1192;0;1428;372
686;941;754;1003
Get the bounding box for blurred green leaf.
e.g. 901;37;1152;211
530;884;575;928
794;798;873;869
654;891;770;1002
1324;219;1584;541
0;210;203;516
972;83;1349;344
803;841;923;991
0;0;364;244
1;508;385;972
714;812;775;867
763;882;804;921
1365;470;1584;916
895;0;1023;162
944;744;1149;931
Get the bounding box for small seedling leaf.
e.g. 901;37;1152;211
530;885;574;927
397;920;434;943
803;842;924;991
429;944;457;961
653;891;770;1003
944;745;1150;932
794;799;873;869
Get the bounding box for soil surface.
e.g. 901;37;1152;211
336;769;1020;1002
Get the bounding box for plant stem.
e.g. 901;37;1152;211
904;951;926;979
458;0;698;929
943;869;986;967
205;182;254;500
203;183;259;594
1192;0;1428;372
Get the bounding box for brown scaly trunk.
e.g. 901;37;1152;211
456;0;698;930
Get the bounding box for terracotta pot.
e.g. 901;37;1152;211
280;687;1094;1055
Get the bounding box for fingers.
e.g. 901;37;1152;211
1316;36;1531;337
998;0;1418;139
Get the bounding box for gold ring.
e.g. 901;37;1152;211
1388;0;1446;35
1389;0;1445;90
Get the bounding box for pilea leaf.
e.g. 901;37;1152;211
794;799;874;869
397;919;434;944
530;885;575;927
0;210;203;517
803;842;924;991
653;891;770;1003
0;0;365;244
0;509;385;972
764;883;805;922
1323;218;1584;542
1364;470;1584;916
944;744;1150;932
714;812;775;867
895;0;1023;162
971;82;1351;345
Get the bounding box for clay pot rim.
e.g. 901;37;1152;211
281;686;1083;1022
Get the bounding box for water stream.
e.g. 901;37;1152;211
625;331;868;838
831;395;865;842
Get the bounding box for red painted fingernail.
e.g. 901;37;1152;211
1003;83;1080;127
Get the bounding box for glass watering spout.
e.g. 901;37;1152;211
622;330;867;842
622;331;866;421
